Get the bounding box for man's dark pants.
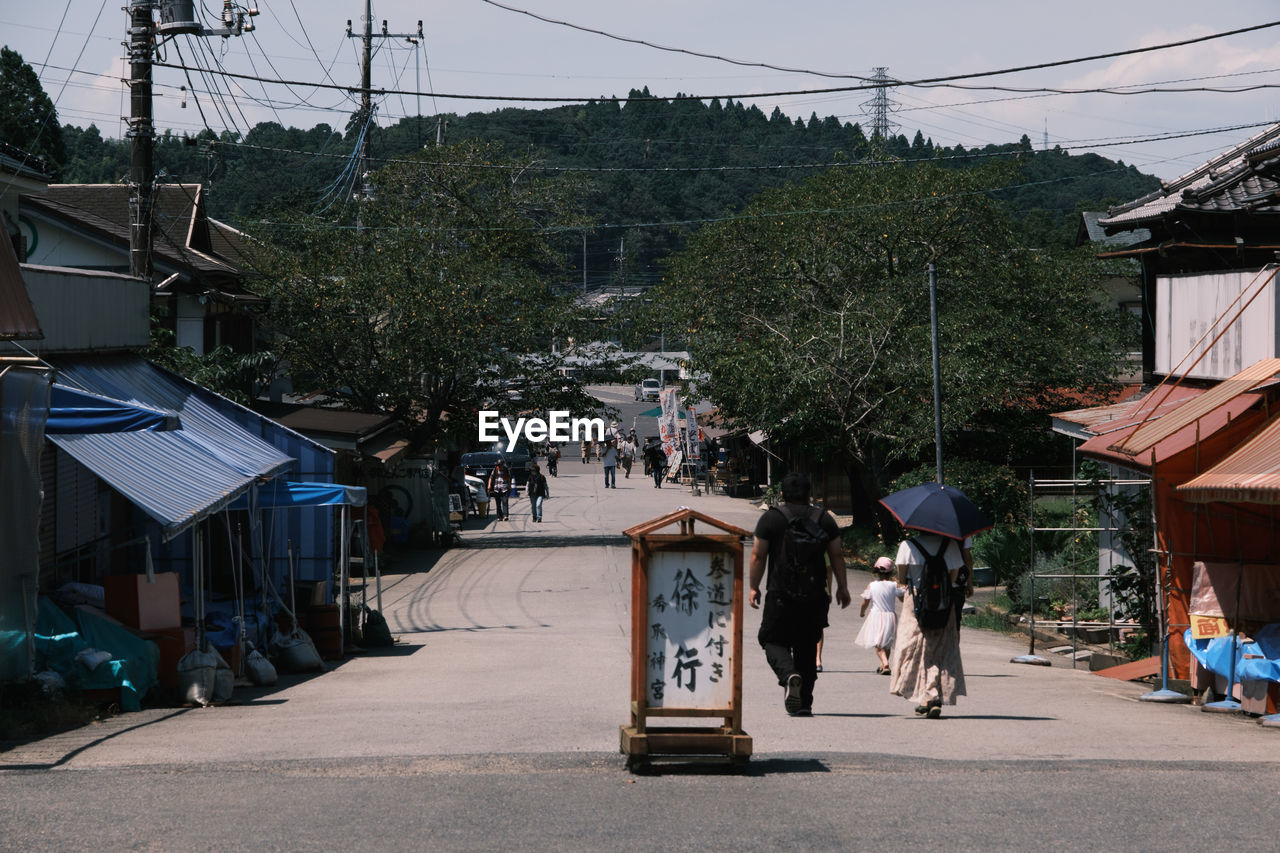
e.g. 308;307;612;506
758;593;829;711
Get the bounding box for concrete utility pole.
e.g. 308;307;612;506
128;1;155;280
346;4;423;201
129;1;257;281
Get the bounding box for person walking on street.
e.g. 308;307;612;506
889;532;969;718
748;472;851;716
644;440;668;489
546;445;559;477
581;439;591;464
620;435;636;479
602;439;619;488
856;556;904;675
487;460;512;521
527;463;549;523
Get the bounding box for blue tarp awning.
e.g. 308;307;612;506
229;480;367;510
46;356;294;541
47;383;178;433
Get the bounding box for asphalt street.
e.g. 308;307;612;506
2;385;1279;850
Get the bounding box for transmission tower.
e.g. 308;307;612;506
860;67;900;141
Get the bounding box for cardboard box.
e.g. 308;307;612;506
103;573;180;631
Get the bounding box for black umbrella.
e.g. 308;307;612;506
879;482;992;540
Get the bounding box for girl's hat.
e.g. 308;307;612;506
874;556;895;573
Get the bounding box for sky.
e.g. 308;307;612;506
6;1;1280;180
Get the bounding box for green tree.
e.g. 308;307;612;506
0;46;66;171
654;159;1135;527
252;141;601;447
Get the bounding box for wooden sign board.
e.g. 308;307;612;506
620;508;752;770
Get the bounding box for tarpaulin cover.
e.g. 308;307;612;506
227;480;367;510
1184;624;1280;684
0;365;49;682
1189;561;1280;624
47;383;177;433
34;597;158;711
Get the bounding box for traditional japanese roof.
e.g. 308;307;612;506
22;184;244;282
1099;123;1280;231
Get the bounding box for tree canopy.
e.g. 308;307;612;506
652;158;1136;525
0;47;66;172
252;140;604;447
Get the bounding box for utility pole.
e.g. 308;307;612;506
127;1;155;280
347;4;423;201
129;1;257;282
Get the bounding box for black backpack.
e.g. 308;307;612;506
909;537;954;630
773;504;831;604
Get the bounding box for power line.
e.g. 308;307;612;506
479;0;1280;89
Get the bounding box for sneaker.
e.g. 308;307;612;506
914;704;931;717
784;673;803;714
927;700;943;719
792;707;813;717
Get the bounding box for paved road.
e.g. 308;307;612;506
3;388;1279;848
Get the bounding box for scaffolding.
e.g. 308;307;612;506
1014;473;1152;667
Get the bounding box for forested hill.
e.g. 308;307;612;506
60;88;1161;287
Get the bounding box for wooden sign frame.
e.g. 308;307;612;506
620;508;753;769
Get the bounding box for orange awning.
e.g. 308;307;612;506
1177;416;1280;504
1078;387;1261;471
1108;359;1280;456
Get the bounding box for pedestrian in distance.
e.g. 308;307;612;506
601;439;619;488
748;472;851;716
487;460;513;521
527;463;549;523
620;435;636;479
644;440;668;489
546;444;559;477
888;532;970;718
856;556;904;675
581;439;591;464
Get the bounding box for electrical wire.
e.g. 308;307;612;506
478;2;1280;88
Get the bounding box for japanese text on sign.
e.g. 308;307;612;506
645;550;734;708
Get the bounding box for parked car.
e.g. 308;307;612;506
635;378;661;401
461;443;532;487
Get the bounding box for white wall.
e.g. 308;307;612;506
1156;270;1277;380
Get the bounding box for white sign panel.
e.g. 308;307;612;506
1156;270;1278;380
645;550;735;709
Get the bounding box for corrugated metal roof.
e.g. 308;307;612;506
1051;386;1200;438
45;355;294;540
1176;416;1280;504
1110;359;1280;456
1078;391;1262;471
0;228;42;341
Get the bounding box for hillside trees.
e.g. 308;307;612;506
653;159;1136;527
0;47;65;171
251;140;602;446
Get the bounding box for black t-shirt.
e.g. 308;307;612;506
754;503;839;592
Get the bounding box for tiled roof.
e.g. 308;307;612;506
23;184;241;279
1099;122;1280;230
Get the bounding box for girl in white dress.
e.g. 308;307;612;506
855;557;903;674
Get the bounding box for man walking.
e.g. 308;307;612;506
602;439;619;488
748;472;851;716
527;463;549;523
644;439;668;489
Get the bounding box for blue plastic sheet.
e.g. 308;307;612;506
46;384;176;433
1183;624;1280;684
33;597;159;711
